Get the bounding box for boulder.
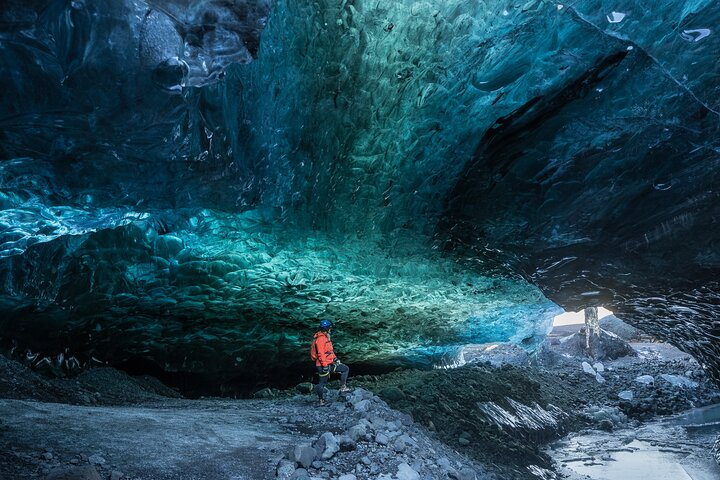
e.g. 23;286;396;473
660;374;698;389
379;386;406;401
296;383;314;394
253;387;275;399
352;399;371;412
292;444;316;469
313;432;339;460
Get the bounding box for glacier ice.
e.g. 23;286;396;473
1;0;720;385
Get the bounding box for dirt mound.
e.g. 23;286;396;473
0;354;181;406
352;364;577;476
0;354;79;403
73;368;182;404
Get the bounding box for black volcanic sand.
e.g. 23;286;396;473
0;325;719;479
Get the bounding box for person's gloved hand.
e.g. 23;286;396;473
320;365;330;374
333;358;341;365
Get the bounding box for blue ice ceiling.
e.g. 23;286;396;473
1;0;719;383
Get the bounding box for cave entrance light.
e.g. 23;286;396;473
552;307;614;326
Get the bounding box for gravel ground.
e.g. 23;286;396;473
1;323;719;480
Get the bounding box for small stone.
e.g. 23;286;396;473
387;420;401;432
618;390;634;401
42;452;53;460
399;412;414;426
368;414;387;430
360;456;372;466
457;468;477;480
338;435;356;452
375;432;389;445
396;462;420;480
110;471;123;480
70;459;80;465
458;437;470;446
311;460;323;469
277;459;296;479
353;400;371;412
346;424;367;442
289;468;310;479
338;475;357;480
88;455;106;465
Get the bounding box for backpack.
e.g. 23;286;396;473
310;338;319;361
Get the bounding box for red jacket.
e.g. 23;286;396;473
312;331;337;367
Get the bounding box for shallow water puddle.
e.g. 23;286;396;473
550;421;720;480
562;439;693;480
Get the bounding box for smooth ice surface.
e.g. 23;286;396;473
2;0;720;384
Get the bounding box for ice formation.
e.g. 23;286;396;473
1;0;720;386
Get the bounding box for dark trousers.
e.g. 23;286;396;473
315;362;349;399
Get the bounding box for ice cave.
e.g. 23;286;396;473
1;1;720;479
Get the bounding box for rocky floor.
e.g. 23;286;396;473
0;387;489;480
1;323;719;480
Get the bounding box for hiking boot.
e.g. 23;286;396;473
318;399;326;406
338;385;351;393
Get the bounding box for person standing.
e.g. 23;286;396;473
311;319;350;405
